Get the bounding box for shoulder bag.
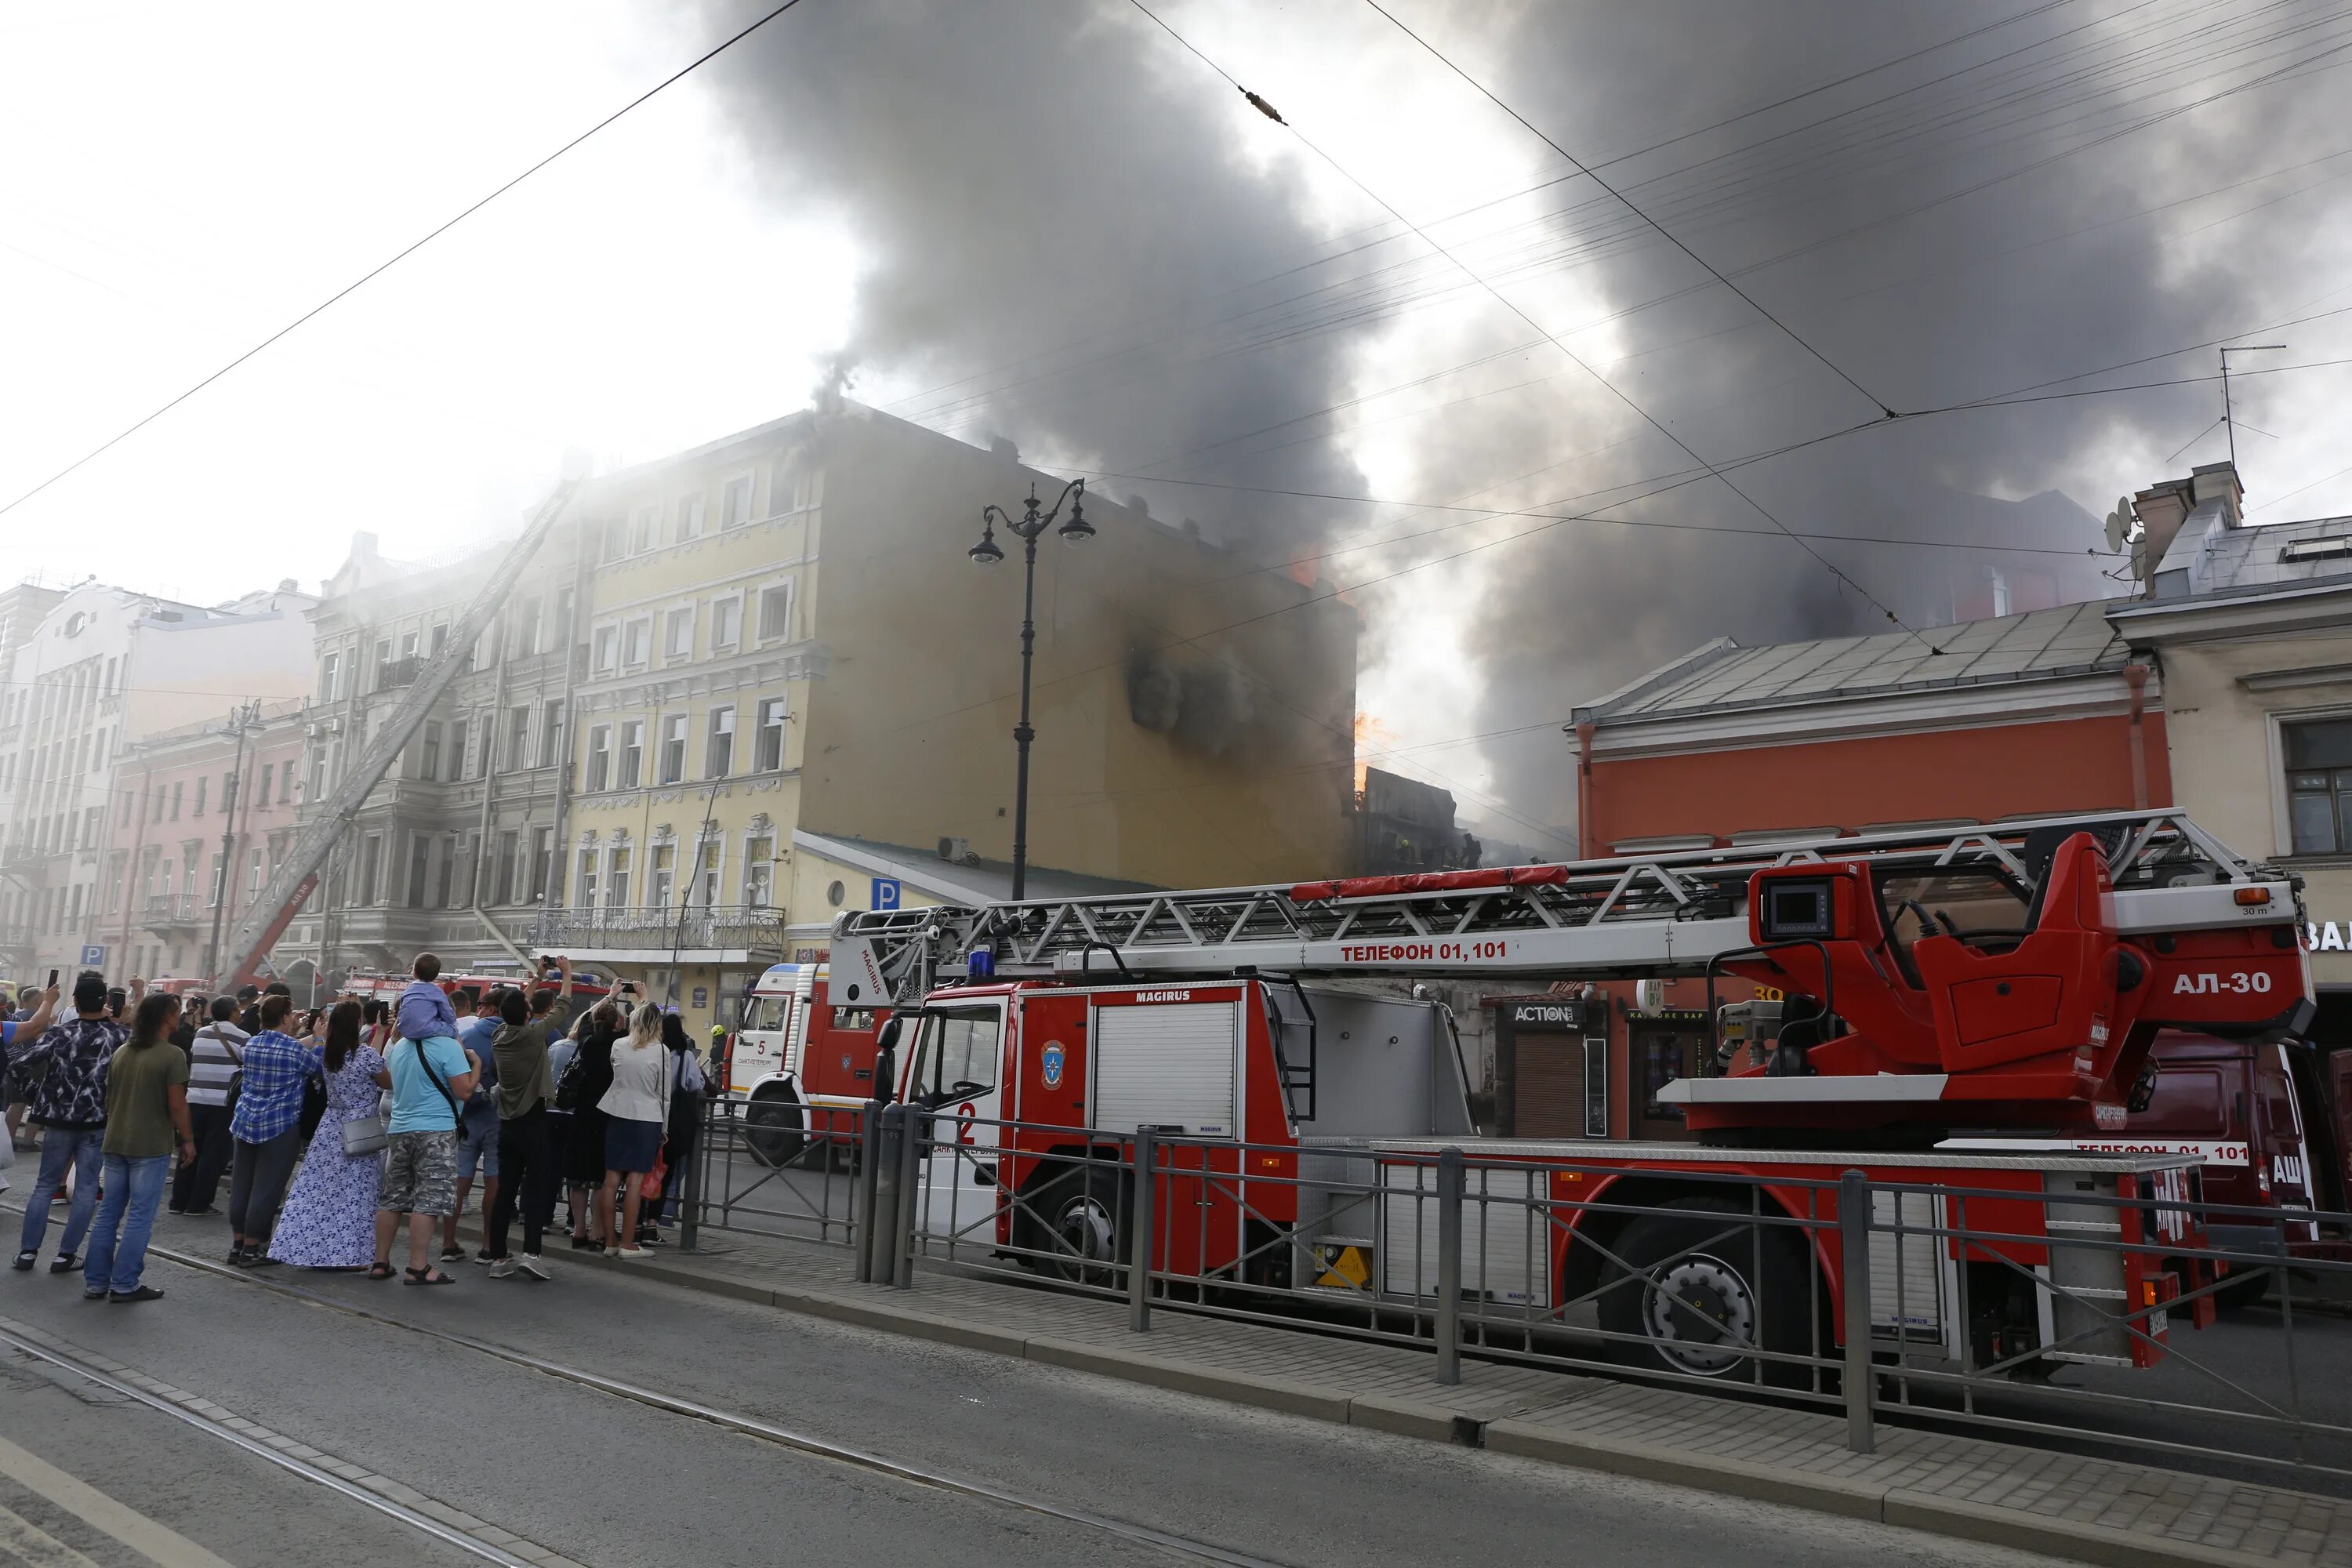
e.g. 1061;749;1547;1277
405;1038;466;1129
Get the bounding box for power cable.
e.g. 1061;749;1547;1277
0;0;813;522
1122;0;1938;653
1363;0;1899;419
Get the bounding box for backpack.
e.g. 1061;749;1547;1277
553;1043;590;1112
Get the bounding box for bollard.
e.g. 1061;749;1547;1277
1129;1130;1156;1333
1435;1148;1464;1386
893;1096;922;1288
678;1101;704;1253
1838;1169;1875;1455
856;1098;891;1284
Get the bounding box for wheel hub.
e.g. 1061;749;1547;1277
1057;1198;1115;1265
1643;1254;1755;1375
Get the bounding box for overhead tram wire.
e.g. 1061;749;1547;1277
1123;0;1939;653
1362;0;1898;419
0;0;814;522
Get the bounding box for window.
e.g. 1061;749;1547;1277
593;626;619;674
422;721;443;780
91;730;105;770
586;725;612;792
400;630;419;662
2287;718;2352;854
622;617;652;668
359;835;382;906
81;805;99;850
279;759;295;803
495;830;518;906
374;637;393;687
448;719;468;781
712;596;742;649
632;506;660;554
771;451;811;514
745;835;774;907
506;705;532;771
659;713;687;784
757;582;793;643
649;842;676;913
247;848;263;902
675;493;705;542
169;782;182;820
205;853;223;906
193;775;208;817
691;839;720;909
706;706;735;778
528;826;554;903
320;652;340;701
309;748;327;801
252;765;269;808
436;834;457;908
722;474;753;529
665;606;694;662
618;719;644;789
755;696;787;771
513;597;542;658
406;834;430;909
575;847;599;910
539;701;564;768
608;845;632;910
601;517;626;563
429;622;448;658
118;792;132;827
221;770;236;809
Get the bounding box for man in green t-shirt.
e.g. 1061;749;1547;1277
83;995;194;1304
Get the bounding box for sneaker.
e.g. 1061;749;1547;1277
517;1254;550;1281
227;1245;249;1266
48;1254;78;1275
472;1250;495;1267
439;1245;466;1262
568;1236;602;1252
107;1286;165;1304
10;1252;33;1272
82;1288;107;1300
614;1246;648;1261
487;1257;519;1279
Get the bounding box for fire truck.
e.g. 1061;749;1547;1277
831;811;2313;1384
724;962;890;1167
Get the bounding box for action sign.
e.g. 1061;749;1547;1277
871;877;902;911
79;944;107;967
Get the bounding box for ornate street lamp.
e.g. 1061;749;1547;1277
969;478;1091;900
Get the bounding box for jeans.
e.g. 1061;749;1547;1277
172;1102;234;1214
84;1153;169;1294
487;1105;552;1259
16;1127;104;1261
227;1127;303;1245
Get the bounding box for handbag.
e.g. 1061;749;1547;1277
553;1043;590;1112
340;1114;389;1156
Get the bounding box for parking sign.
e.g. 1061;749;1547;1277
870;877;902;911
79;944;107;967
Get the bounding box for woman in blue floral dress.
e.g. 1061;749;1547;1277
270;1002;390;1269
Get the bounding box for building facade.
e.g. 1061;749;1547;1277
0;580;314;987
270;526;586;999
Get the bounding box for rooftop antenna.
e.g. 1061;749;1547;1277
2220;344;2286;474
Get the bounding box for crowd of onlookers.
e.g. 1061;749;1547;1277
0;953;710;1302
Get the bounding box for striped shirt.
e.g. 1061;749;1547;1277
187;1022;249;1108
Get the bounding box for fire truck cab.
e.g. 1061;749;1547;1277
730;963;888;1167
891;977;1475;1283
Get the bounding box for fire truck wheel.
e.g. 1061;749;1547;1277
1028;1167;1132;1289
744;1092;808;1169
1597;1198;1814;1389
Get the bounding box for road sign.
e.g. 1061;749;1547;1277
692;986;708;1009
871;878;902;912
78;945;106;967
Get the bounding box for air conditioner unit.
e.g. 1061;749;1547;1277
304;723;321;739
329;717;345;734
938;836;971;863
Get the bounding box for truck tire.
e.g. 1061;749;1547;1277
744;1091;807;1169
1595;1197;1817;1389
1025;1166;1131;1289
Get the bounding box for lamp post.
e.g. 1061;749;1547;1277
968;478;1092;901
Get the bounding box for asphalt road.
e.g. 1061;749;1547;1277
0;1203;2073;1568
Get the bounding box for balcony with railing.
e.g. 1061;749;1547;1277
140;892;206;930
530;903;783;960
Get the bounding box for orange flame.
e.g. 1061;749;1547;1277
1353;711;1400;795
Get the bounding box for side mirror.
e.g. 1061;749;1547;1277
873;1016;902;1105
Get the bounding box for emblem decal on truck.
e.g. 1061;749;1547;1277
1041;1041;1065;1088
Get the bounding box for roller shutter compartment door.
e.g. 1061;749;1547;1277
1091;1003;1240;1137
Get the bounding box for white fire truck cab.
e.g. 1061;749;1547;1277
729;962;889;1167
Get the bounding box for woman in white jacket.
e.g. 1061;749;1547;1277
595;1004;669;1260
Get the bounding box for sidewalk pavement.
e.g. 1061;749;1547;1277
578;1221;2352;1568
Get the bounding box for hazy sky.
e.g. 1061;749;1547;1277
5;1;2350;846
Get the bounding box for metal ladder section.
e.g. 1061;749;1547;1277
217;477;582;987
831;810;2298;1005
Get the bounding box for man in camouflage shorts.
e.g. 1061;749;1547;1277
373;1021;480;1286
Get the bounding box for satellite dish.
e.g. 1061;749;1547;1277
2103;495;2134;554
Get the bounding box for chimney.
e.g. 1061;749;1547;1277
988;435;1018;466
351;530;381;561
2130;480;2193;575
2190;460;2245;528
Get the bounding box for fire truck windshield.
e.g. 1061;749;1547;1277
912;1007;1000;1102
743;995;791;1033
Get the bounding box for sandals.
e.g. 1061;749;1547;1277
402;1266;456;1287
367;1261;396;1279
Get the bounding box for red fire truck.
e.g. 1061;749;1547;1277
724;962;889;1167
833;811;2312;1384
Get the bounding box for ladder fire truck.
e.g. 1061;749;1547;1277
832;811;2313;1383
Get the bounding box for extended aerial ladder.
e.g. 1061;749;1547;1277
833;811;2314;1138
216;477;583;989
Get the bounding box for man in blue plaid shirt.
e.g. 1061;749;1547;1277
224;995;320;1266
